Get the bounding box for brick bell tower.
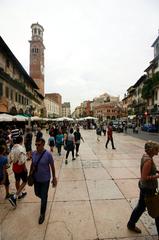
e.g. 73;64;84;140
29;22;45;96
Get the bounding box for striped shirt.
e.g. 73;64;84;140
11;128;20;140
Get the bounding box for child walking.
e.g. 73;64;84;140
48;133;55;152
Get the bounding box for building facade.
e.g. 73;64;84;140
92;93;121;121
121;31;159;130
94;103;122;121
0;36;43;115
73;92;122;120
62;102;71;117
44;97;60;118
143;34;159;124
73;106;82;118
122;75;147;123
45;93;62;105
45;93;62;116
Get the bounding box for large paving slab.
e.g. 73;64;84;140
1;203;51;240
106;167;137;179
59;168;85;181
91;199;148;239
115;179;139;199
46;201;97;240
54;180;89;201
86;179;124;200
83;167;111;180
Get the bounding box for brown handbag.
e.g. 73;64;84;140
145;192;159;218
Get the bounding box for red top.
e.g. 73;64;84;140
13;162;25;173
107;126;113;139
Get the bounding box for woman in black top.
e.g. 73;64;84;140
74;127;84;157
127;141;159;238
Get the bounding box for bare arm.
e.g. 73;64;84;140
1;165;6;184
141;160;159;180
73;136;75;145
50;162;57;187
81;136;84;142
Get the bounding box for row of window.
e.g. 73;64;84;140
0;82;29;105
33;28;42;36
31;48;39;53
5;59;28;85
97;109;117;113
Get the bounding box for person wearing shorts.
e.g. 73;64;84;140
8;136;28;208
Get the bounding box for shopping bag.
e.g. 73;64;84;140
145;193;159;218
27;164;35;187
27;171;35;186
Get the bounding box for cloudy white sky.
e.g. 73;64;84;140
0;0;159;111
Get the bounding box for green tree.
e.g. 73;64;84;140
142;72;158;98
142;78;153;99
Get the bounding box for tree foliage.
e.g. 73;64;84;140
142;72;159;99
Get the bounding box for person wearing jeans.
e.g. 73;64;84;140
128;188;159;234
105;122;116;149
64;128;75;164
127;141;159;238
74;127;84;157
34;181;50;218
32;138;57;224
55;129;64;156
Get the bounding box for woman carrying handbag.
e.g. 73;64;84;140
127;141;159;239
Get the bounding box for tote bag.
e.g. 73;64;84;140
145;193;159;218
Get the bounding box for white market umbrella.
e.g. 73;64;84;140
14;115;28;121
55;117;74;121
31;116;42;121
64;117;74;121
0;113;14;122
42;118;49;121
77;117;84;121
83;116;98;120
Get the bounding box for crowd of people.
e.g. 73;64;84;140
1;121;159;239
0;122;85;224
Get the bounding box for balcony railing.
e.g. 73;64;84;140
0;70;41;104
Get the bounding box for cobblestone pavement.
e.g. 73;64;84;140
0;129;159;240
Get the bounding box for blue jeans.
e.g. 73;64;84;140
128;188;159;235
34;181;50;215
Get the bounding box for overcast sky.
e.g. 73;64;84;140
0;0;159;111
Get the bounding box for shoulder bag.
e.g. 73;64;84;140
145;191;159;218
28;150;46;186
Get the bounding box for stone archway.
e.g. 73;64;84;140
9;106;17;115
19;108;24;114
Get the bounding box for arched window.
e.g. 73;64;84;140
10;106;17;115
34;28;37;34
19;108;24;114
32;48;39;53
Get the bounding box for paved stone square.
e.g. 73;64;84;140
0;129;159;240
